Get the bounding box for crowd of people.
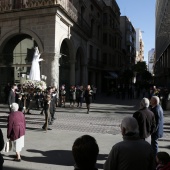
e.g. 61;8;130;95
0;83;169;170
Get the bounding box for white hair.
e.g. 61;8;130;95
121;116;139;134
151;96;160;105
140;98;150;109
11;103;19;112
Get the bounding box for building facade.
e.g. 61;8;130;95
120;16;136;68
135;28;144;62
148;48;155;74
0;0;122;93
155;0;170;87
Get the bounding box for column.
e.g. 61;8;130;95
69;59;76;86
41;53;60;88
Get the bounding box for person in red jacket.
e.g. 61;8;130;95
7;103;26;162
156;152;170;170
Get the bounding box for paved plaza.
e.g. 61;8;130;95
0;96;170;170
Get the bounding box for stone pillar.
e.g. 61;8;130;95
41;53;60;88
69;59;76;86
81;64;88;85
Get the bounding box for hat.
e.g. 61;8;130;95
140;98;150;109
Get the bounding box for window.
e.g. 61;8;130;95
91;19;94;36
103;53;107;64
103;13;107;26
89;45;93;60
103;33;107;45
90;4;94;11
97;26;100;39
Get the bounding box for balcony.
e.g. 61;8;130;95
0;0;78;22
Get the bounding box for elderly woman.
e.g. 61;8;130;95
7;103;26;162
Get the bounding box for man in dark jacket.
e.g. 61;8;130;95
8;84;17;112
150;96;164;157
133;97;156;143
104;117;153;170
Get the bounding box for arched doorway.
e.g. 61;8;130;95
75;47;84;85
59;39;70;90
0;34;39;85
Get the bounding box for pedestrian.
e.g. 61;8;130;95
17;94;25;113
150;96;164;157
156;152;170;170
72;135;99;170
7;103;26;161
104;116;153;170
42;95;51;131
8;84;17;112
4;83;11;104
133;97;156;143
0;128;4;169
69;86;76;107
77;85;84;108
92;85;97;101
59;85;66;107
84;85;93;114
46;87;56;124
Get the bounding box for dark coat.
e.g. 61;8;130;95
104;133;153;170
17;98;24;112
133;108;156;138
84;90;93;104
8;89;16;105
7;111;26;141
151;104;164;139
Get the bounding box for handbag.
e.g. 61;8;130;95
3;139;12;152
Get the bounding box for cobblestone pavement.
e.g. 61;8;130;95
0;97;170;170
0;101;137;136
0;97;170;138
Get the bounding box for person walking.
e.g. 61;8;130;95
104;116;153;170
84;85;93;114
42;95;51;131
8;84;17;112
150;96;164;157
7;103;26;161
133;97;156;143
46;87;56;124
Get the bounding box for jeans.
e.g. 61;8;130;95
151;133;158;157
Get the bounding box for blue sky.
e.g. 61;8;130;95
116;0;155;63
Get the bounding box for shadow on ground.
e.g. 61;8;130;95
3;149;107;169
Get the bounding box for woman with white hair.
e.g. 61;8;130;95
7;103;26;161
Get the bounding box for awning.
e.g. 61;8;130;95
108;72;118;78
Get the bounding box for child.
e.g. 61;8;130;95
156;152;170;170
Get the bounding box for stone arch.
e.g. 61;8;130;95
59;35;75;59
0;28;43;53
0;28;44;85
59;38;75;90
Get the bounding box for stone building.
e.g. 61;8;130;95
0;0;122;93
120;16;136;67
155;0;170;87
